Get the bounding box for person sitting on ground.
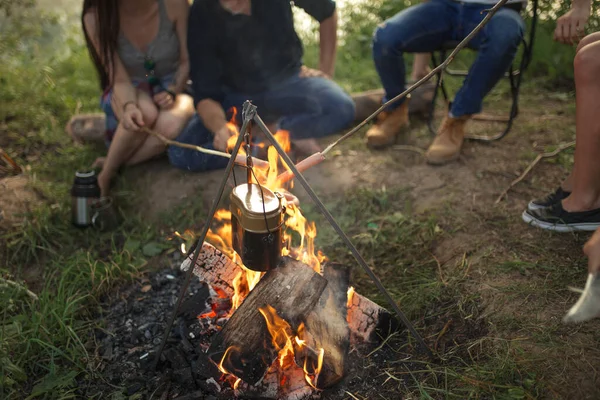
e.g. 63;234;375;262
521;0;597;232
82;0;195;196
166;0;355;172
366;0;526;165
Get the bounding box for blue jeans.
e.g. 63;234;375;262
372;0;525;117
168;72;355;172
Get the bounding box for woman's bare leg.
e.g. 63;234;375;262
97;90;158;196
126;93;194;166
560;33;600;193
562;38;600;212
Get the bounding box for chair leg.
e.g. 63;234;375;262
466;65;522;142
428;52;450;136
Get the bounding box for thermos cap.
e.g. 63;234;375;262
75;170;96;178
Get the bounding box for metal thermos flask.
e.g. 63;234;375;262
230;183;284;272
71;170;101;227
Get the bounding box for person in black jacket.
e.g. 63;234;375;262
168;0;355;171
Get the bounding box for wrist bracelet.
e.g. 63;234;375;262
122;101;137;112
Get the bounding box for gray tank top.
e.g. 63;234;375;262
117;0;180;81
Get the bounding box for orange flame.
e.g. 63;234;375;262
347;287;355;309
303;347;325;389
258;305;296;369
257;306;326;389
218;346;238;375
226;107;242;153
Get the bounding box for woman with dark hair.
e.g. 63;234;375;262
82;0;194;196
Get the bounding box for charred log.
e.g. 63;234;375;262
297;263;350;389
207;257;327;385
347;291;400;344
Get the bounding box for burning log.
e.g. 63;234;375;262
180;243;241;298
347;289;400;344
208;257;328;385
181;243;400;346
297;263;350;389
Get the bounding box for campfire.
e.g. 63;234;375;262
171;107;399;399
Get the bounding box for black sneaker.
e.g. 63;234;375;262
522;201;600;232
528;187;571;211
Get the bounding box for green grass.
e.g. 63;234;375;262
0;4;182;399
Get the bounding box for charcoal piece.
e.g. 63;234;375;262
131;329;143;345
164;348;189;369
193;351;220;380
172;367;194;384
126;382;143;395
172;390;207;400
176;319;195;354
178;284;211;322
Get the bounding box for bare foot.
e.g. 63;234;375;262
97;170;111;197
92;157;106;169
292;139;322;159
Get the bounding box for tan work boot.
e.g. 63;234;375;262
425;114;471;165
365;99;410;149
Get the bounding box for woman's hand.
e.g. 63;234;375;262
153;91;175;110
122;103;145;130
213;124;237;151
554;7;590;45
299;65;330;80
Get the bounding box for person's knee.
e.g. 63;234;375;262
577;33;600;54
486;14;524;56
167;146;191;170
335;95;356;128
141;104;159;127
574;46;600;85
373;21;406;59
157;116;188;139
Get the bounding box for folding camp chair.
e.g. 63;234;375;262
427;0;539;141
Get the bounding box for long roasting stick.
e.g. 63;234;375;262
321;0;510;156
140;126;269;169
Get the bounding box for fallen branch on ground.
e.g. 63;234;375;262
0;277;38;301
0;148;22;175
392;145;426;156
495;141;575;204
